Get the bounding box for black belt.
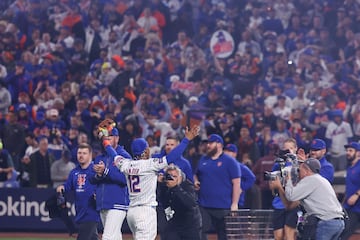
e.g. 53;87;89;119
333;217;344;220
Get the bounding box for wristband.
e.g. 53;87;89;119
102;139;111;147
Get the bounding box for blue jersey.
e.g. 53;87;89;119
153;150;194;182
90;145;131;211
319;156;334;184
343;160;360;213
239;163;256;207
196;153;241;209
64;163;100;224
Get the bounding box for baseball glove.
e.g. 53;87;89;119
97;118;116;139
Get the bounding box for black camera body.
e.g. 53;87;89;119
264;149;300;188
264;170;283;181
57;191;66;208
164;173;174;181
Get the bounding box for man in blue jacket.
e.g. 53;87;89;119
90;124;131;240
57;143;100;240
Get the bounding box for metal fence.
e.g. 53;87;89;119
225;209;274;240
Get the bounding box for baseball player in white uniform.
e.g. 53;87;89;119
102;126;199;240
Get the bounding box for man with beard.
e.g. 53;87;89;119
194;134;241;240
341;142;360;240
308;138;334;183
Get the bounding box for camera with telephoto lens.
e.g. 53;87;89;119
164;173;174;181
264;149;300;187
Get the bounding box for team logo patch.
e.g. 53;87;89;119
77;174;86;189
114;156;125;166
153;158;163;163
217;161;223;167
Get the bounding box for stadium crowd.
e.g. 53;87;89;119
0;0;360;238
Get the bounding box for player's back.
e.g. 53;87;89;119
120;157;167;207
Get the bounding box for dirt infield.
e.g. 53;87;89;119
0;233;186;240
0;232;359;240
0;233;74;240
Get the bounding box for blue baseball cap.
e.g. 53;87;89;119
344;142;360;151
131;138;149;156
331;109;343;118
310;139;326;150
225;144;238;153
110;127;119;136
208;134;224;145
36;111;45;121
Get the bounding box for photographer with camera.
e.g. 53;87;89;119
269;138;300;240
158;164;202;240
272;158;345;240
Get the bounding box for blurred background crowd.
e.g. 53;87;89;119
0;0;358;208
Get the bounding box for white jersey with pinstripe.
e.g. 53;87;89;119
114;155;168;239
114;155;168;206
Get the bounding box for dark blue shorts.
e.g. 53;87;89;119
272;208;298;230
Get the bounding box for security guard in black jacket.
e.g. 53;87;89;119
158;164;202;240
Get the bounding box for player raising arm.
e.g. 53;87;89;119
101;125;199;240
